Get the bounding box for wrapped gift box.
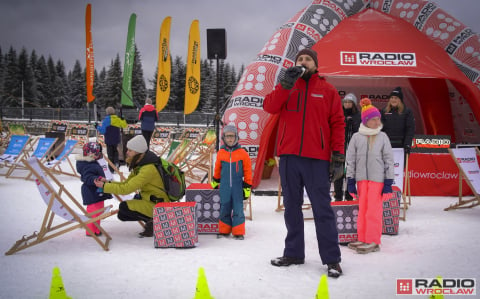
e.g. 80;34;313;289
185;183;220;234
153;202;198;248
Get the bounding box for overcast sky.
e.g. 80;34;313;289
1;0;479;83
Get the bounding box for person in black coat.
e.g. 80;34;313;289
333;93;361;201
381;87;415;153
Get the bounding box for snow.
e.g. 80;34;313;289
1;160;479;299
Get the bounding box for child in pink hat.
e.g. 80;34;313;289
345;98;395;254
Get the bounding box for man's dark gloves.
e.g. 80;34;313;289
329;151;345;182
347;178;357;196
404;145;411;154
280;66;305;90
94;122;99;129
382;179;394;194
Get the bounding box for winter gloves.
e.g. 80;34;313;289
329;151;345;182
243;182;252;201
280;66;305;90
347;178;357;196
347;178;393;196
210;178;220;189
382;179;394;194
404;145;411;154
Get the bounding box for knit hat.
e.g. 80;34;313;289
222;125;239;145
83;142;103;160
343;93;357;104
360;98;381;125
389;87;403;102
127;135;148;153
295;48;318;67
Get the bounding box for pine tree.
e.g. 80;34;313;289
69;60;85;108
17;48;36;108
131;45;146;108
3;47;21;107
103;54;123;109
168;55;185;112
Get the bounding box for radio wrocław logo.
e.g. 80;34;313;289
341;52;417;67
396;278;476;296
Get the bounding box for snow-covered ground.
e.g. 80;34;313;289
1;159;479;298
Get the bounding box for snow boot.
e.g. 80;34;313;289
138;220;153;238
233;235;244;240
356;242;380;254
327;263;343;278
347;241;365;250
271;256;305;267
216;233;230;239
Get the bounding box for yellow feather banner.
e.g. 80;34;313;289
156;16;172;112
184;19;201;115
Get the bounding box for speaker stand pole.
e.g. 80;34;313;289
215;54;220;152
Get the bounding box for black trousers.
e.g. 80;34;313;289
106;144;118;172
117;201;152;222
142;130;153;148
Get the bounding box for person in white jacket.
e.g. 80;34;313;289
345;98;394;254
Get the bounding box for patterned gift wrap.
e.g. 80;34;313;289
382;191;402;235
331;201;359;244
153;202;198;248
185;183;221;234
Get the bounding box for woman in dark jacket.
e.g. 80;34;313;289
381;87;415;152
333;93;361;201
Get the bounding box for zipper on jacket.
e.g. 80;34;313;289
229;149;233;187
366;135;370;180
299;80;309;155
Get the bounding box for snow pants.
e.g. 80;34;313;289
218;183;245;236
357;180;383;245
86;201;104;235
279;155;341;265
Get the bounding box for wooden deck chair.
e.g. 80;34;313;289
67;123;91;148
151;126;175;157
5;157;118;255
48;120;69;134
44;139;79;177
6;137;57;179
445;147;480;211
0;135;32;174
181;130;217;184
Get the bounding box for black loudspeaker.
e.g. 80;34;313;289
207;28;227;59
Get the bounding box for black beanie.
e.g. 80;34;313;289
389;87;404;102
295;48;318;67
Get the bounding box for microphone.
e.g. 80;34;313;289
298;66;306;77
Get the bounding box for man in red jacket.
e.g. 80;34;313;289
263;48;345;278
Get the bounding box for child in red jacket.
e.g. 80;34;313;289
211;125;252;240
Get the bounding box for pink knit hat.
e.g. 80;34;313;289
360;98;381;125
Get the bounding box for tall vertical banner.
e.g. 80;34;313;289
85;3;95;103
121;13;136;107
156;16;172;112
184;20;201;115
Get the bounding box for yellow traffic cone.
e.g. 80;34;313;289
49;266;72;299
194;267;214;299
429;276;444;299
315;274;329;299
